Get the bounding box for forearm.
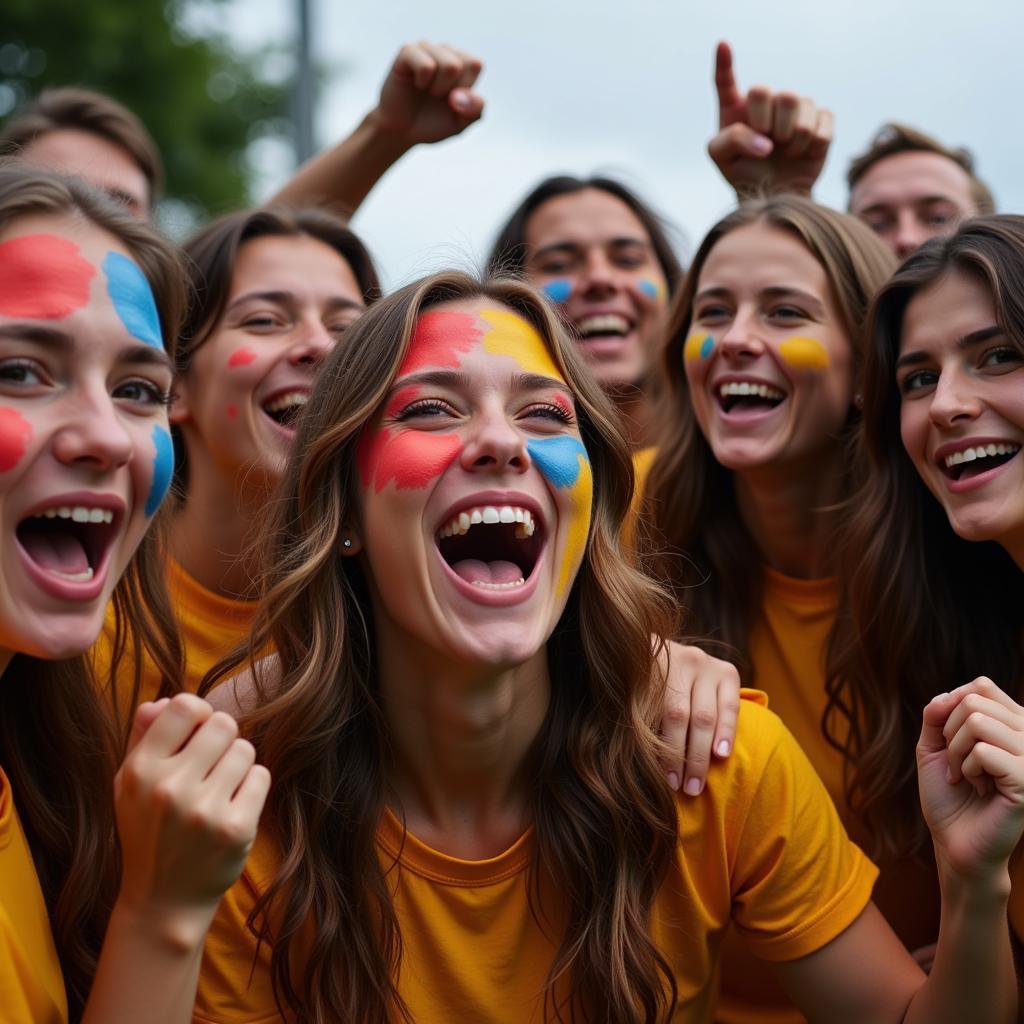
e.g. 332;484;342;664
268;110;412;218
82;898;214;1024
903;866;1017;1024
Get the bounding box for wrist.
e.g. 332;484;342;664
109;893;217;956
936;854;1012;910
360;107;417;160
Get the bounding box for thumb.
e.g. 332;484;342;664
449;87;484;122
708;122;773;168
918;692;957;757
126;698;170;756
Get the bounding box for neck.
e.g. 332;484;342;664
609;384;653;450
734;449;846;579
379;638;549;859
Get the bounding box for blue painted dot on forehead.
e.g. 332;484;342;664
145;424;174;516
527;435;589;489
542;279;573;304
103;251;163;349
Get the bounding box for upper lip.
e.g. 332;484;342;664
434;490;546;536
259;382;312;406
933;436;1023;466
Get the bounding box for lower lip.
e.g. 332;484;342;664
434;546;546;607
15;541;112;603
260;408;298;441
576;333;635;360
942;451;1019;493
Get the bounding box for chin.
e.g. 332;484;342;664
445;622;549;670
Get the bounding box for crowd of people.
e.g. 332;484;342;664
0;36;1021;1024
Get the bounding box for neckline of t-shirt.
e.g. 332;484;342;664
762;564;836;604
168;556;258;618
376;805;533;886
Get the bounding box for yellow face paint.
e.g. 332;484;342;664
684;331;715;362
480;307;564;380
778;336;829;371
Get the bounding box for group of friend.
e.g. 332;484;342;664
0;38;1022;1024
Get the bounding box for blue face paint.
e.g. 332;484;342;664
700;335;714;359
103;252;163;349
638;278;660;300
541;279;572;304
145;424;174;516
527;435;589;488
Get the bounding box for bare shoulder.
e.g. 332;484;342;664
205;653;281;719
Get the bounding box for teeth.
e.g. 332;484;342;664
471;577;527;590
263;391;309;414
718;381;785;401
437;505;537;540
944;443;1020;468
577;314;630;337
53;567;95;582
32;506;114;524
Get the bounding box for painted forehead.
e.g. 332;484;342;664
0;231;163;349
398;306;564;381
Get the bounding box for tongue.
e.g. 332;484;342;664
452;558;523;585
20;530;90;575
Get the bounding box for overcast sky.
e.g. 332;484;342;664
223;0;1024;290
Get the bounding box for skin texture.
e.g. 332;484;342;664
19;128;151;218
897;270;1024;566
523;188;668;390
0;213;173;663
850;152;977;258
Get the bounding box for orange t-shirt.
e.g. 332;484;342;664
0;766;67;1024
193;693;877;1023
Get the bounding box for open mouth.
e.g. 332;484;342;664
436;504;544;590
16;504;120;584
261;390;309;431
574;314;634;343
717;381;786;414
940;442;1021;482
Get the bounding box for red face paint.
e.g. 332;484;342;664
398;311;480;375
0;407;32;471
227;404;238;418
0;235;95;320
228;347;257;367
357;427;461;492
549;392;574;418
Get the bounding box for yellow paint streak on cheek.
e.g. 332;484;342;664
479;308;564;380
684;331;714;362
778;336;830;371
557;455;594;597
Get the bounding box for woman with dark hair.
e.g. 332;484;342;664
0;167;268;1022
825;215;1024;939
193;270;1019;1023
488;175;682;449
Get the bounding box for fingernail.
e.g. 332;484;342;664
751;135;772;154
451;90;471;110
716;740;731;757
667;771;680;791
685;777;702;796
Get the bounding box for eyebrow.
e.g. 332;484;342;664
388;370;572;398
895;325;1004;369
531;236;652;260
0;323;173;371
226;290;363;316
860;196;958;216
511;372;572;396
693;285;825;315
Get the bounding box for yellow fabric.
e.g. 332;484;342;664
0;766;68;1024
623;445;657;549
92;557;257;713
715;569;940;1024
193;692;877;1023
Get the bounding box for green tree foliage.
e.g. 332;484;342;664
0;0;290;223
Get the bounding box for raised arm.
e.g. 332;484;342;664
707;41;832;200
270;41;485;218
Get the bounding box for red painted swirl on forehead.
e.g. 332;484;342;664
398;310;481;374
0;234;95;319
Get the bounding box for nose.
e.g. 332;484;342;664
288;317;335;366
52;387;134;471
717;309;765;360
929;367;980;428
578;250;619;299
459;404;529;475
893;209;929;259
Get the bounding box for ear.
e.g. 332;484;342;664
339;528;363;556
169;374;192;425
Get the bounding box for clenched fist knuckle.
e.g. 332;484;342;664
662;707;690;729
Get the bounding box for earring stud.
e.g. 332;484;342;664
342;538;353;549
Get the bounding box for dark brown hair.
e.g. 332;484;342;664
0;166;185;1016
0;87;162;206
487;175;684;292
641;196;895;674
203;271;680;1022
825;215;1024;859
847;122;995;215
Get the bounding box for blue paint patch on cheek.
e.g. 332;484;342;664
527;436;590;488
638;278;660;299
103;251;163;349
700;335;714;359
542;279;573;304
145;424;174;516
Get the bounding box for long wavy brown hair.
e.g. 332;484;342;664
641;196;895;675
202;271;680;1022
825;216;1024;859
0;166;186;1018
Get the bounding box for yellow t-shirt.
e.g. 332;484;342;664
93;557;258;713
0;766;68;1024
715;569;940;1024
193;693;877;1023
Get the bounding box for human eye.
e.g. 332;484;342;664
898;368;938;395
695;303;730;323
114;378;173;408
521;401;575;425
240;310;288;332
394;398;458;421
0;358;45;387
770;304;809;322
979;345;1023;372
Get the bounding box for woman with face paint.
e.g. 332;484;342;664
190;271;1018;1023
638;194;946;1023
488;176;681;451
826;215;1024;966
0;168;269;1023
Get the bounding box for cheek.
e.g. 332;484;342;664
541;279;573;304
227;347;257;368
684;331;715;363
143;424;175;516
778;336;830;372
0;408;33;472
358;428;462;493
637;277;667;304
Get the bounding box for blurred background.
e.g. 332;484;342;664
4;0;1022;287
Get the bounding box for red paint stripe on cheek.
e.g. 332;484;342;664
358;427;461;492
227;404;238;418
228;347;257;367
0;235;95;319
0;407;32;471
398;311;481;374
